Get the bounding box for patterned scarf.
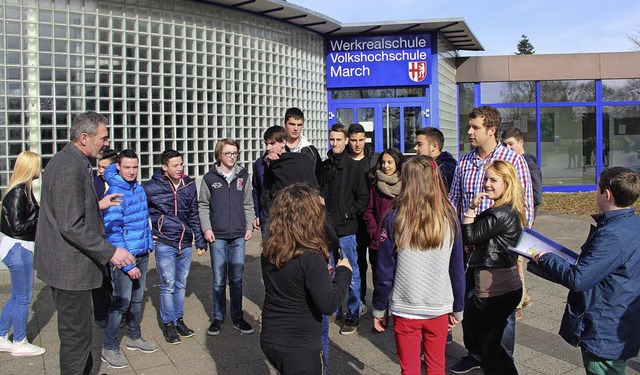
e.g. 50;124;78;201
375;170;402;198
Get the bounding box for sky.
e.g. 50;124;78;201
288;0;640;56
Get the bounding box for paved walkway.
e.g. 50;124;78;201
1;211;639;374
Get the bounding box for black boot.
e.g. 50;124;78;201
176;317;195;337
163;321;181;344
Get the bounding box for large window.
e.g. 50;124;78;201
603;106;640;172
540;80;595;102
480;82;535;104
459;78;640;191
540;107;596;186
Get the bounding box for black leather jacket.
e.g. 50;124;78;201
462;204;521;268
1;184;39;241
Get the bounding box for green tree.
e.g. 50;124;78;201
515;34;535;55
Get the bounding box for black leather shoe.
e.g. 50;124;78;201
163;322;181;344
176;317;195;337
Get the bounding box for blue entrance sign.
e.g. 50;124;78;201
326;34;432;88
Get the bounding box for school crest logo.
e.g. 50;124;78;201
237;178;244;190
408;61;427;82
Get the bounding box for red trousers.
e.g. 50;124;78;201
393;314;449;375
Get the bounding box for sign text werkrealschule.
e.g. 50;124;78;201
326;34;432;88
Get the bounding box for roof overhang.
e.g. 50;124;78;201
201;0;484;51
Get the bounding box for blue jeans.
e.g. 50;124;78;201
502;311;516;359
0;243;34;341
338;234;360;319
103;254;149;350
210;237;246;321
155;243;192;324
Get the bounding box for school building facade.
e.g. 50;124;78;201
0;0;638;191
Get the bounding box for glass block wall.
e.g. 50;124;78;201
0;0;327;189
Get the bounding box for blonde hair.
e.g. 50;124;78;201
485;160;526;227
262;183;328;268
3;151;41;203
393;156;457;250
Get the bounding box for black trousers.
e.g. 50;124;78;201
355;230;371;302
262;343;324;375
52;287;94;375
462;288;522;375
90;265;112;321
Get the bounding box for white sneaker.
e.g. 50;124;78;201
11;338;46;357
0;335;12;352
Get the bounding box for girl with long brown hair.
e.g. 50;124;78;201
260;183;352;374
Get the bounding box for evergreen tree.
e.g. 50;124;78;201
515;34;535;55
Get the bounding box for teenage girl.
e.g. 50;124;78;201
362;148;404;292
461;160;525;375
372;155;465;375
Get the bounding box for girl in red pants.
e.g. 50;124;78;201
372;156;465;375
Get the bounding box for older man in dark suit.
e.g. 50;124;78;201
34;111;134;375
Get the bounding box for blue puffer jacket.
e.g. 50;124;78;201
103;163;154;272
539;208;640;360
142;169;206;251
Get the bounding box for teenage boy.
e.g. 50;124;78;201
91;148;118;329
283;107;322;171
501;127;543;214
317;123;369;335
199;139;255;337
143;150;207;344
101;149;157;369
347;123;379;315
449;106;534;374
532;167;640;375
414;127;458;192
253;126;318;236
502;127;543;315
93;148;117;200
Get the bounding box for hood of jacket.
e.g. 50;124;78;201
290;134;313;153
210;164;245;180
437;151;456;166
104;163;138;191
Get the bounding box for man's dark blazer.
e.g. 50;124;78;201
34;143;116;291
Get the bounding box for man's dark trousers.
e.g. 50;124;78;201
52;287;94;375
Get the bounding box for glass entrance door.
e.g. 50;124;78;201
329;99;428;154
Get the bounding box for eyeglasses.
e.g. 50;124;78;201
222;152;238;158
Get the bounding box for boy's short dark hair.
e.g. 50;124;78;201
598;167;640;207
470;106;501;131
416;127;445;151
263;126;287;143
99;148;118;163
161;149;182;165
284;107;304;123
329;123;348;137
347;123;365;135
501;127;524;142
117;149;138;163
